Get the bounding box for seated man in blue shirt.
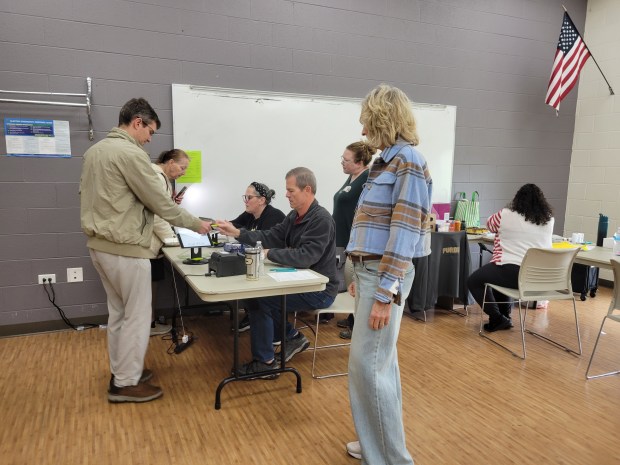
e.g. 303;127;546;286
216;167;339;376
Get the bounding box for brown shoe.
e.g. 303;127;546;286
108;382;163;403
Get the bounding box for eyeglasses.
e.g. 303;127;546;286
242;195;261;202
341;156;354;164
139;119;156;136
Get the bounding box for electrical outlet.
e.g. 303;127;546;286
67;267;83;283
38;274;56;284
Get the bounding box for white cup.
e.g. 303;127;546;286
571;232;585;244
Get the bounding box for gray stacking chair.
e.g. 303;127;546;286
479;247;582;359
585;258;620;379
293;292;355;379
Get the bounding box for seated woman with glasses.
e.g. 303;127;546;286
230;182;285;332
231;182;285;232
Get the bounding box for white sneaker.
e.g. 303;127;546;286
150;322;172;336
346;440;362;460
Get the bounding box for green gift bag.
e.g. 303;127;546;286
451;192;466;219
454;191;480;227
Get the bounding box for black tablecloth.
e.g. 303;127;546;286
408;231;473;312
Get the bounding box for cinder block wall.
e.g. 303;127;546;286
0;0;586;333
566;0;620;243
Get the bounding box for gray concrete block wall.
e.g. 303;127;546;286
0;0;587;331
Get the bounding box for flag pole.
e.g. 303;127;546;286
562;5;614;95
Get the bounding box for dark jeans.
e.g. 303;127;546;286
467;262;520;319
246;291;335;362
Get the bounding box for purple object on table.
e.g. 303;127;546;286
432;203;451;220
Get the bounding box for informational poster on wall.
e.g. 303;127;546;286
4;118;72;157
176;150;202;183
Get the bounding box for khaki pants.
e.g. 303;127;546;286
89;249;152;387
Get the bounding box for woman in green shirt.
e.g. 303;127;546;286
333;140;375;334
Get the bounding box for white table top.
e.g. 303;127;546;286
574;246;617;270
162;247;328;302
467;235;617;270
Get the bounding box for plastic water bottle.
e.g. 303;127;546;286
256;241;265;276
614;227;620;256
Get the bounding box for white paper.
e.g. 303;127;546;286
268;270;316;282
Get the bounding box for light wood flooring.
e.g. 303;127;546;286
1;289;619;465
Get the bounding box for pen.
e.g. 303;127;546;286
270;268;297;272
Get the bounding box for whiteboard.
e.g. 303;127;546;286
172;84;456;220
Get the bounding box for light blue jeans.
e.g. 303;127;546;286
349;260;415;465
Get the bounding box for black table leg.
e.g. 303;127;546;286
478;242;491;268
214;295;302;409
169;267;190;344
277;294;302;393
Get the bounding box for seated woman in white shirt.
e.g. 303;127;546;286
467;184;554;332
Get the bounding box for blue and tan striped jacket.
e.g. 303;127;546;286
346;140;432;303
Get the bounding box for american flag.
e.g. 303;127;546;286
545;12;590;112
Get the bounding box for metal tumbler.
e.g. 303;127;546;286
245;247;260;280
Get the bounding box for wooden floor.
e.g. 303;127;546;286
1;289;619;465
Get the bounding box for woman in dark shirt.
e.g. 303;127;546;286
333;141;375;336
230;182;285;231
231;182;285;332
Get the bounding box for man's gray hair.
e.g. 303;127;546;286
286;167;317;194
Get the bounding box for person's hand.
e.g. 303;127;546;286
369;299;392;330
263;248;270;258
347;282;356;297
174;193;184;204
196;221;212;235
214;219;240;238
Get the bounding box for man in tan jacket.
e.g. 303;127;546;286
80;98;210;403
